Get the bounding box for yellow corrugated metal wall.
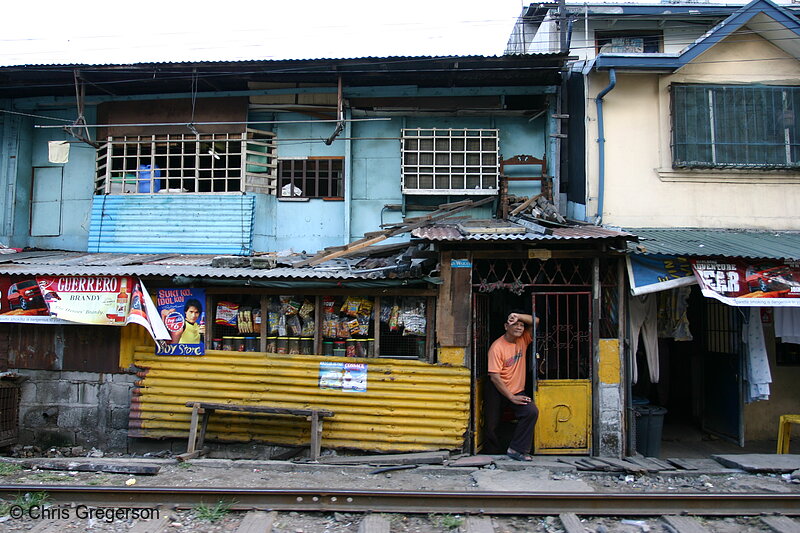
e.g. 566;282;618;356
130;348;471;452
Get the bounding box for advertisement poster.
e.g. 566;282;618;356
627;254;696;296
318;361;367;392
36;276;136;324
155;288;206;356
692;259;800;307
0;276;50;317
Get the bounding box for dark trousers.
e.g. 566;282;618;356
483;380;539;455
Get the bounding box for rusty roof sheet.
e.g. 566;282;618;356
0;252;409;280
412;222;634;241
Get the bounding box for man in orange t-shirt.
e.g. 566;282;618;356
485;311;539;461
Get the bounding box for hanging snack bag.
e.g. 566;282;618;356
301;317;315;337
299;299;314;319
280;296;301;316
388;305;401;331
380;300;393;324
215;301;239;327
287;314;302;336
358;298;373;318
252;308;262;334
278;314;287;337
357;315;370;336
337;318;351;339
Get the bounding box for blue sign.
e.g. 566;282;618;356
627;255;695;296
450;259;472;269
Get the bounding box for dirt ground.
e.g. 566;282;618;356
0;449;798;532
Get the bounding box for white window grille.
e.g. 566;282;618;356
95;128;277;195
401;128;499;195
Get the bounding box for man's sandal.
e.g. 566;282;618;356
507;449;533;461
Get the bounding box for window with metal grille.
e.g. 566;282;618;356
671;84;800;169
277;158;343;199
401;128;499;194
596;31;662;54
95;129;276;194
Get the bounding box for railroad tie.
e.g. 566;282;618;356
462;515;495;533
559;513;587;533
358;513;391;533
662;515;711;533
236;510;277;533
761;515;800;533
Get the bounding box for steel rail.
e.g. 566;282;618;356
1;486;799;516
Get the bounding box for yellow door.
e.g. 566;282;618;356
534;380;592;454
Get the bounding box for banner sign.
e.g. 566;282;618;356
318;361;367;392
691;258;800;306
155;288;206;356
627;254;696;296
0;275;169;341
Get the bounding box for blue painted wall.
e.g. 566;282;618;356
4;90;551;255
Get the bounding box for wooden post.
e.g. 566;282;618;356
197;408;212;451
309;411;321;461
187;402;201;453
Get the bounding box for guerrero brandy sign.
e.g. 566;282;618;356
691;259;800;306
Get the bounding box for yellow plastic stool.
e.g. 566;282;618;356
777;415;800;454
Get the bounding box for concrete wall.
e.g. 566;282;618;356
17;370;136;452
743;323;800;441
587;31;800;229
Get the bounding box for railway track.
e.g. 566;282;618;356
2;485;800;533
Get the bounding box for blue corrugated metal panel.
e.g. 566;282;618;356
626;228;800;260
88;195;254;255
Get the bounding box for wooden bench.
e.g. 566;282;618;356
181;402;334;462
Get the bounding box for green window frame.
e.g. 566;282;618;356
671;84;800;170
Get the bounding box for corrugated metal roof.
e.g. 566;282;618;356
626;228;800;260
0;252;401;280
412;222;634;241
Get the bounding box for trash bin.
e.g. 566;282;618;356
634;404;667;457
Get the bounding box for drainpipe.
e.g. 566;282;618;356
595;68;616;225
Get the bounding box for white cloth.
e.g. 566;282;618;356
743;307;771;402
629;294;659;384
48;141;69;163
774;307;800;345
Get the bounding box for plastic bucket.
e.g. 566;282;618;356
634;405;667;457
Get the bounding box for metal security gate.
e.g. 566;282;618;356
533;291;593;454
701;299;744;446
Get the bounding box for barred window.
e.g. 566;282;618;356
95;129;276;194
672;84;800;169
277;158;344;199
401;128;499;194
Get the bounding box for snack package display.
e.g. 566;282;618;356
215;301;239;327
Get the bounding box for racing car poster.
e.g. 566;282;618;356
692;259;800;306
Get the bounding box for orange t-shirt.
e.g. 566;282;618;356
487;330;532;395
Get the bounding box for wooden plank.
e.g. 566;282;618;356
595;457;646;473
129;516;171;533
20;460;160;475
761;516;800;533
358;514;391;533
462;515;495;533
184;402;334;418
666;458;698;471
318;450;449;465
623;456;665;472
187;402;201;453
509;194;542;216
661;515;711;533
647;457;677;471
309;412;322;461
559;513;587;533
236;511;277;533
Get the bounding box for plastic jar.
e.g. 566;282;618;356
333;341;346;357
300;337;314;355
236;337;246;351
266;337;277;353
245;337;258;352
346;339;357;357
366;338;375;357
212;338;223;350
322;341;334;356
222;337;235;351
288;337;300;355
354;339;367;357
276;337;288;354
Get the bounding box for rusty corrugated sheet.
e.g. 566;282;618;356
130;350;470;452
412;223;634;241
1;324;121;372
